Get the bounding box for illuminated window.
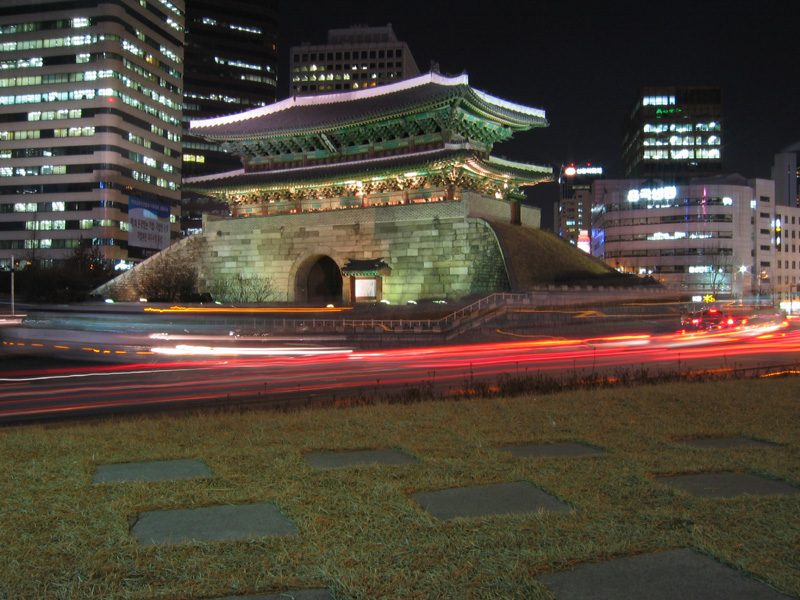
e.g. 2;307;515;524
643;95;676;106
643;123;667;134
670;149;693;159
696;149;721;159
643;150;668;160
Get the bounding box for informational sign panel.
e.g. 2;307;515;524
354;278;377;300
128;197;170;250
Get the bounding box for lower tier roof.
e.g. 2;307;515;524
184;145;552;195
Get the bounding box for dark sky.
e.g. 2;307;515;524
277;0;798;181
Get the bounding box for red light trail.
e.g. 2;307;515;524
1;324;798;423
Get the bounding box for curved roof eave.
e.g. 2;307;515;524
183;147;473;192
190;72;547;141
464;156;553;186
183;146;552;193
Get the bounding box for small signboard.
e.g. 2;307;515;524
129;197;170;250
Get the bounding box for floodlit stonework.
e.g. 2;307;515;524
101;192;528;304
99;73;616;304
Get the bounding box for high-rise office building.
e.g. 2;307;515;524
772;145;799;208
622;86;723;182
0;0;184;268
555;163;603;252
181;0;278;234
290;24;420;96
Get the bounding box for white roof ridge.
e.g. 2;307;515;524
190;72;470;130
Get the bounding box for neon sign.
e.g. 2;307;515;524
627;186;677;202
655;107;683;116
576;167;603;175
563;165;602;177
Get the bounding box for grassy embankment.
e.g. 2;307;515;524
1;376;799;599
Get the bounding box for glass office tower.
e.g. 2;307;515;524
180;0;278;234
0;0;184;269
622;86;723;182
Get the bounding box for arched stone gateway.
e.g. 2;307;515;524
293;254;343;305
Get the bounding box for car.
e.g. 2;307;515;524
681;307;737;331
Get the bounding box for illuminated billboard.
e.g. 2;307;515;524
128;197;170;250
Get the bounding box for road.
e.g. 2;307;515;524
2;321;798;424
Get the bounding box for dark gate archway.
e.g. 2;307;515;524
305;256;343;304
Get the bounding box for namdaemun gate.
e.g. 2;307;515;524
108;72;609;304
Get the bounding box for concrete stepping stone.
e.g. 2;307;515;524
93;459;212;483
304;448;417;469
675;436;778;449
412;481;570;520
131;502;298;546
216;590;333;600
500;442;604;459
654;472;800;498
537;548;795;599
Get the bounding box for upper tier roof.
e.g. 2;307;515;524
190;72;548;141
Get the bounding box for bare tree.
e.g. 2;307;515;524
207;275;277;303
135;251;199;301
705;245;734;294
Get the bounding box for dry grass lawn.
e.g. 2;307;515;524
1;376;798;599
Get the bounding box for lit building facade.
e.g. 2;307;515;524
591;176;800;303
0;0;184;269
290;24;420;96
181;0;278;234
556;164;603;252
622;86;723;181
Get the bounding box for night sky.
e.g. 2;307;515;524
278;0;797;182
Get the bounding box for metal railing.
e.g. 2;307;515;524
21;285;679;337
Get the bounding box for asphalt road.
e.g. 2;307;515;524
2;319;798;424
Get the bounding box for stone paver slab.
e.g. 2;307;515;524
304;448;417;469
93;459;212;483
675;436;778;449
654;472;800;498
131;502;298;546
500;442;604;459
537;548;795;599
412;481;570;520
217;590;333;600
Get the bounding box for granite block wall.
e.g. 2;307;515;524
99;198;517;304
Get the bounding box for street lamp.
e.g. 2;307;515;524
735;265;748;304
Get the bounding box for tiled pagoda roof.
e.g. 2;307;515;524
190;72;548;141
341;258;392;277
184;145;552;193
